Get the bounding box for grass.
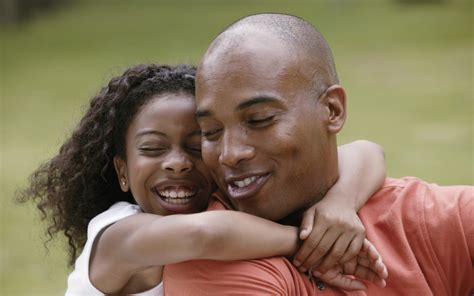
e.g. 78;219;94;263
1;0;472;294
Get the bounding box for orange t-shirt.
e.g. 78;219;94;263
163;177;473;295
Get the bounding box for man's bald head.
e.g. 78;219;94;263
201;13;339;96
195;14;347;221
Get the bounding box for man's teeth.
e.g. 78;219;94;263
234;176;258;188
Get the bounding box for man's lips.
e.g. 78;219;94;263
226;173;270;200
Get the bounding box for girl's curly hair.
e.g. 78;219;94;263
17;64;196;266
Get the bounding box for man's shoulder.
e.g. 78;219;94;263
164;257;316;295
362;177;425;211
377;176;429;191
372;176;472;203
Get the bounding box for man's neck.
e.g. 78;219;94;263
278;209;305;227
278;176;337;227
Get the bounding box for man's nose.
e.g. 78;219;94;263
218;129;255;168
161;149;193;174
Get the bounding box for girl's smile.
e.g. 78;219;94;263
153;179;205;212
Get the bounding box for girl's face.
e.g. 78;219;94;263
114;92;214;216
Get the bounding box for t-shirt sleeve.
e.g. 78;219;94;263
359;178;473;295
163;257;316;296
421;184;474;295
65;202;143;296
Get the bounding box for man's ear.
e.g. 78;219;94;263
320;85;346;134
113;156;129;192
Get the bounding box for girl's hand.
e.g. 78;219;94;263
292;196;366;273
314;239;388;291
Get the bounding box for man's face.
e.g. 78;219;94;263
196;35;335;221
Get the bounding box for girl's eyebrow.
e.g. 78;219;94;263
135;129;166;139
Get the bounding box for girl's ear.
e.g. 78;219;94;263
319;85;347;134
113;156;129;192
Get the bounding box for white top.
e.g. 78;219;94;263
65;202;164;296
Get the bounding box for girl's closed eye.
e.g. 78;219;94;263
185;132;202;155
186;142;202;155
139;145;167;156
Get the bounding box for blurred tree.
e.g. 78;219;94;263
396;0;446;4
0;0;71;25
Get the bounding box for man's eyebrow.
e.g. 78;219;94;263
236;96;280;111
195;109;212;119
196;96;280;118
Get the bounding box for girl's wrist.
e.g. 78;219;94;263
322;184;359;212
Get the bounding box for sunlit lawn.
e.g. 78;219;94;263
1;0;472;294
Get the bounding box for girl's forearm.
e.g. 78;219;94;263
195;210;299;260
91;209;299;292
109;210;298;269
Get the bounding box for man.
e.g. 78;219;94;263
164;14;473;295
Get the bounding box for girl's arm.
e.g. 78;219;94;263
335;140;386;210
293;140;386;272
89;210;299;293
90;209;387;294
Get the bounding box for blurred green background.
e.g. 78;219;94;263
1;0;472;294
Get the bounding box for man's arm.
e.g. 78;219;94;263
294;140;386;272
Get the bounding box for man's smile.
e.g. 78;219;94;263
225;173;271;200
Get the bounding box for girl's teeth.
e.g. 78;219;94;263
158;189;196;199
164;197;191;204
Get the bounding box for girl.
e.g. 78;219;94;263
19;64;387;295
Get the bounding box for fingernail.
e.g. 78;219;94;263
298;266;307;272
293;260;300;266
312;270;322;277
299;230;308;239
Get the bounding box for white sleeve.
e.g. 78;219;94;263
65;202;142;296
